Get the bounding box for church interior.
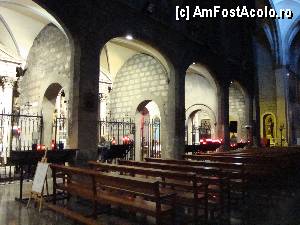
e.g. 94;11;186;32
1;0;300;224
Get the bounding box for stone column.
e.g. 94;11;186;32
68;37;100;161
247;96;254;144
274;66;289;146
253;57;261;147
163;67;185;159
218;82;230;150
1;77;14;162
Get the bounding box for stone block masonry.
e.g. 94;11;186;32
18;24;71;115
108;53;168;119
229;83;247;140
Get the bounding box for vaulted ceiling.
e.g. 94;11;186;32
0;0;65;63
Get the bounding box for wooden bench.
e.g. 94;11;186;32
183;154;276;177
118;160;229;222
88;160;208;223
183;152;290;196
50;164;176;225
145;158;247;204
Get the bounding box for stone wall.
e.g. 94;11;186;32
229;83;247;141
185;73;218;139
17;24;71;147
108;53;168;119
256;42;277;115
185;73;218;116
18;24;71;115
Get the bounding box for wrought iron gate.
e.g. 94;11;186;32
98;118;135;159
141;118;161;159
53;117;68;147
98;118;161;160
0;112;43;162
185;122;212;145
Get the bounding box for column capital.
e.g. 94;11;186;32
0;76;15;88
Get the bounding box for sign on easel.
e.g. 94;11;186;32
32;162;49;193
27;150;49;212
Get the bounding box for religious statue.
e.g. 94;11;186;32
265;115;274;138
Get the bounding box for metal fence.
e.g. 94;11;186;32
141;119;161;159
99;118;135;144
98;118;135;160
0;112;43;162
53;117;68;147
185;124;212;145
98;118;161;160
0;112;42;184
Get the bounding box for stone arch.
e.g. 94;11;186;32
185;63;220;143
18;23;71;114
134;100;162;160
286;15;300;52
41;82;63;147
103;50;169;158
185;104;217;127
259;0;282;65
185;104;217;144
286;16;300;70
2;1;76;149
96;20;176;81
186;63;220;91
31;0;73;40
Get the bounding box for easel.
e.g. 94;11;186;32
27;149;49;212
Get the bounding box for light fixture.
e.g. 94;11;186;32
287;73;290;77
125;34;133;40
192;62;196;65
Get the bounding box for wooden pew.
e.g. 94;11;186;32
145;157;244;171
88;160;208;223
50;164;176;225
183;154;277;176
145;158;247;204
118;159;222;176
118;160;229;222
183;151;290;192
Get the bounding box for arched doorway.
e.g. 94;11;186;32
186;104;217;145
135;100;161;160
0;1;72;162
42;83;68;148
185;63;219;147
99;36;170;160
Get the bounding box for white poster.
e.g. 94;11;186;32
32;162;49;194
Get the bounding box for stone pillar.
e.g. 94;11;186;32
134;113;142;161
187;118;193;145
253;57;261;147
274;67;289;146
218;82;230;150
253;96;261;147
247;96;254;144
163;67;185;159
68;37;100;161
1;77;14;162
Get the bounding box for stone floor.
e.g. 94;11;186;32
2;178;300;225
0;181;142;225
